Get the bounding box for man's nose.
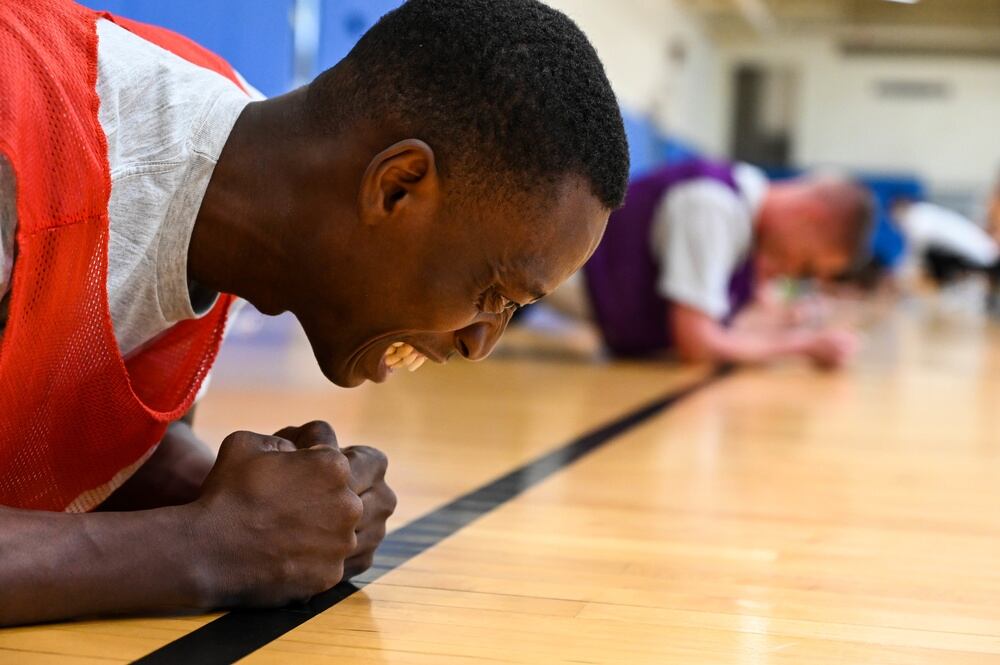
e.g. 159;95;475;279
453;319;508;361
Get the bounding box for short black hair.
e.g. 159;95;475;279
308;0;629;209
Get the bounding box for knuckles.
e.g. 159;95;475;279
346;445;388;469
209;427;390;607
342;491;365;527
219;430;255;451
380;483;398;517
298;420;338;446
309;445;353;481
366;482;397;520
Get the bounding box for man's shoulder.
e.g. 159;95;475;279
96;18;256;172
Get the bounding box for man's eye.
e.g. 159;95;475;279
477;290;519;315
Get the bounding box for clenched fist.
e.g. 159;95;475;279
189;422;394;609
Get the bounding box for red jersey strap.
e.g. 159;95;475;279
98;11;246;415
0;1;245;512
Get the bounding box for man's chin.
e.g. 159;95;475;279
312;351;366;388
326;362;369;387
320;353;384;388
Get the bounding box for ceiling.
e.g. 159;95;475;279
679;0;1000;28
678;0;1000;54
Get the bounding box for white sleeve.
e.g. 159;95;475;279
651;181;750;320
904;203;999;267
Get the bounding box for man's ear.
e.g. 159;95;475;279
357;139;439;226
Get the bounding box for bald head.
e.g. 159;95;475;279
756;174;875;281
804;175;876;266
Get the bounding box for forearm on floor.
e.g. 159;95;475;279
677;326;812;366
672;302;818;366
0;503;211;626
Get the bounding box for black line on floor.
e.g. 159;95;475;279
133;369;725;665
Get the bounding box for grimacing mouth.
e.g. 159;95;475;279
342;333;448;381
382;341;427;372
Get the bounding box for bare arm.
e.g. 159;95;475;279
671;303;857;368
0;503;206;625
4;414;216;623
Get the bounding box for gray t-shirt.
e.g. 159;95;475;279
0;18;262;357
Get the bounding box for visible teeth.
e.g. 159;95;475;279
383;342;411;361
382;342;427;374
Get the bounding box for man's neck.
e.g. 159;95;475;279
187;88;343;316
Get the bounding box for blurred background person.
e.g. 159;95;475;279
891;197;1000;311
541;159;873;369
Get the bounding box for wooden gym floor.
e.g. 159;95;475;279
2;300;1000;663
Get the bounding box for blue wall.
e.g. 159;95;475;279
622;110;702;177
857;172;923;268
82;0;409;94
81;0;296;97
622;110;663;177
315;0;401;75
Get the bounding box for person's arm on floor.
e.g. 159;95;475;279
0;422;395;626
671;302;857;369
